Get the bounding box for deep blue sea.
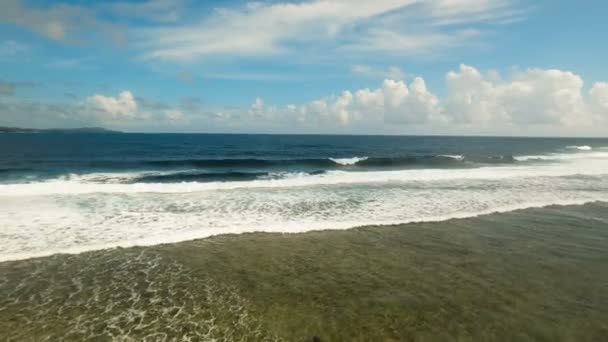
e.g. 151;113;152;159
2;133;608;261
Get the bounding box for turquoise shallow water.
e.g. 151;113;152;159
1;202;607;341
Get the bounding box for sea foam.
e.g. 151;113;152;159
566;145;592;150
1;149;608;262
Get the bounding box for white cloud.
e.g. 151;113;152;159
86;91;139;118
339;28;482;57
1;0;526;63
2;64;606;136
82;91;194;128
444;65;591;126
590;82;608;112
382;78;443;124
241;77;442;129
164;109;188;123
0;89;191;130
231;65;607;134
429;0;526;25
139;0;524;61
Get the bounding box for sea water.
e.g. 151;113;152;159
1;133;608;261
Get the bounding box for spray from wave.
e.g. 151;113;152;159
329;156;369;165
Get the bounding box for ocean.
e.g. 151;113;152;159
1;133;608;261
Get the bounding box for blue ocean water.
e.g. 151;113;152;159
1;133;607;183
1;133;608;261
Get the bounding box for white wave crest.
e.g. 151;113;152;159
329;156;368;165
2;152;608;196
514;151;608;162
438;154;465;161
566;145;592;151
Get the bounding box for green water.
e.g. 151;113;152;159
1;203;608;341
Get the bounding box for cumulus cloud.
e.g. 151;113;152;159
1;89;190;130
590;83;608;113
240;77;443;130
83;91;190;127
444;65;592;126
86;91;139;118
2;65;606;135
234;65;607;134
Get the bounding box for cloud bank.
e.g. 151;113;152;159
1;65;606;136
210;64;608;135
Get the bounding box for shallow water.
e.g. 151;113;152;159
1;203;607;341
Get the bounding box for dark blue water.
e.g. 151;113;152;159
2;133;607;183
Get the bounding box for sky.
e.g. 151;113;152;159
0;0;607;136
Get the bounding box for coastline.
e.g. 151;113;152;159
1;202;607;340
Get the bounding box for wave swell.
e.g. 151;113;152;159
141;154;519;170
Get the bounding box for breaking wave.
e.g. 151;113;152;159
2;144;608;262
329;156;369;165
566;145;592;150
139;154;517;170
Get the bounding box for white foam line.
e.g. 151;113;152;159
1;199;603;263
2;161;607;196
515;151;608;161
438;155;465;160
566;145;592;150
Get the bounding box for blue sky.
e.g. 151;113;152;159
0;0;607;136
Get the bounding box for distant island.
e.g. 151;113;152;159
0;126;121;134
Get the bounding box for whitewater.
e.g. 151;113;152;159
0;144;607;262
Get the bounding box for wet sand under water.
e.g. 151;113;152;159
1;202;608;341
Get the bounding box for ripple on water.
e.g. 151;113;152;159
0;250;280;341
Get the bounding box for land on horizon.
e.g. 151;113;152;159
0;126;121;134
